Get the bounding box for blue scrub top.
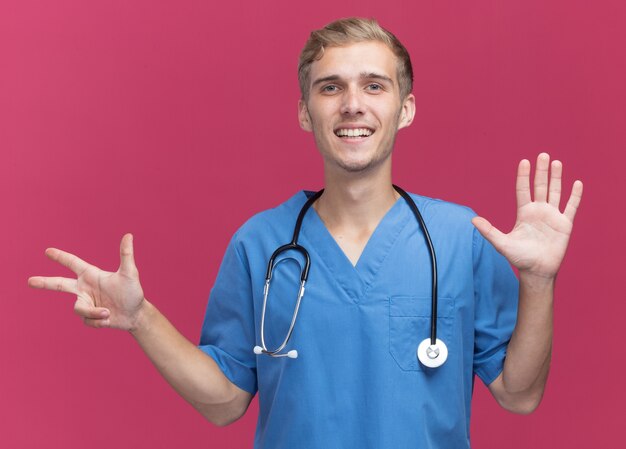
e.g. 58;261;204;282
199;191;518;449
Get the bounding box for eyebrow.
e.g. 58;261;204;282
361;72;394;84
311;72;394;88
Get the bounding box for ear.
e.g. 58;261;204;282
397;94;416;130
298;99;313;132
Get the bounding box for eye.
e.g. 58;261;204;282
322;85;339;94
366;83;383;92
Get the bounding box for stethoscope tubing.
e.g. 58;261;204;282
392;185;439;346
257;190;323;357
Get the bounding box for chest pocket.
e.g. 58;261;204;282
389;296;455;371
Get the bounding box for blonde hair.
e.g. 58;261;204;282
298;18;413;100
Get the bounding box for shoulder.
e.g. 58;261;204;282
230;190;311;245
407;192;477;228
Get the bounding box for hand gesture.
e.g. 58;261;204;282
472;153;583;279
28;233;145;330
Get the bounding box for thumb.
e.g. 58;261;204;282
471;216;506;250
119;233;138;276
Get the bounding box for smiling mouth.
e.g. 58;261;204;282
334;128;374;138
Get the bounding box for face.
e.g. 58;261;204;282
298;41;415;176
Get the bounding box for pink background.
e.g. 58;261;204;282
2;0;624;447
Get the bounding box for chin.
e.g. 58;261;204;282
335;156;384;173
339;162;373;173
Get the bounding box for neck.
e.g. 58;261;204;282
314;160;399;231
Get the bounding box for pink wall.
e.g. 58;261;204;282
2;0;624;447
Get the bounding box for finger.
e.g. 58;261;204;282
548;160;563;208
82;317;111;329
516;159;532;208
533;153;550;202
119;233;138;277
472;216;507;251
28;276;78;294
563;180;583;222
74;301;110;320
45;248;91;276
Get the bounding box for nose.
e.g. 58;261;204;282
340;86;365;116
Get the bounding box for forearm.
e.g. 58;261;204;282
504;273;554;390
491;272;554;413
130;300;252;425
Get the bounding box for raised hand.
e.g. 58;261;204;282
472;153;583;279
28;233;145;330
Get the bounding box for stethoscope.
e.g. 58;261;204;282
253;185;448;368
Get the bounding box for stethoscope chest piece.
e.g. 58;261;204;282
417;338;448;368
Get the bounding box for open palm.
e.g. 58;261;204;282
472;153;583;278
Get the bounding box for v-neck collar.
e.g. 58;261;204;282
299;191;411;301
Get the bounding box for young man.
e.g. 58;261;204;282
29;18;583;449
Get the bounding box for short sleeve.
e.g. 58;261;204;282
198;233;258;395
472;227;519;385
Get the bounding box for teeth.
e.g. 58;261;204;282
335;128;373;137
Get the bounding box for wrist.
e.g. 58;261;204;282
129;298;154;336
519;271;556;298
